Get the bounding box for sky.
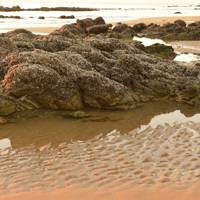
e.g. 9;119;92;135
0;0;199;8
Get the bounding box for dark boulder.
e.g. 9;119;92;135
112;23;135;39
59;15;75;19
76;18;94;31
38;16;45;20
113;23;129;33
93;17;106;25
174;19;186;27
87;24;109;34
133;23;147;32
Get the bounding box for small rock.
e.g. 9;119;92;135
0;97;16;116
93;17;105;25
133;23;147;32
38;16;45;20
174;19;186;27
0;116;7;124
113;23;129;33
174;11;182;14
59;15;75;19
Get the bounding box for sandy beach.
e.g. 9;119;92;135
0;27;57;34
169;41;200;54
0;1;200;197
123;16;200;26
1;117;200;200
1;184;200;200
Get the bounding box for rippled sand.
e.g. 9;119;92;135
1;122;200;191
0;102;200;199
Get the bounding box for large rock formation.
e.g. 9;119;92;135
0;17;200;115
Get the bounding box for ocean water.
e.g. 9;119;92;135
0;0;199;30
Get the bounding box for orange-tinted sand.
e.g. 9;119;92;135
1;184;200;200
1;27;57;33
123;16;200;26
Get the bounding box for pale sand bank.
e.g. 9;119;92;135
0;27;57;34
123;16;200;26
169;41;200;54
0;16;200;34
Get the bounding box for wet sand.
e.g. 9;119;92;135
1;184;200;200
169;41;200;54
1;102;200;199
0;27;57;34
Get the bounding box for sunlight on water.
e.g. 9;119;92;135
0;1;200;30
133;36;168;46
0;138;11;150
133;36;200;63
174;53;200;62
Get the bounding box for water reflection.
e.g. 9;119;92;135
133;36;200;62
174;53;200;62
133;36;168;46
140;110;200;131
0;138;11;150
0;101;200;149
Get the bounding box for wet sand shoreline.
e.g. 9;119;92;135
123;16;200;26
1;16;200;34
169;41;200;54
1;184;200;200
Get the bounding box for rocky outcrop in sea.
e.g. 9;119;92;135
134;20;200;41
0;17;200;115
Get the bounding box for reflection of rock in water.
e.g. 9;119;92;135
0;101;199;149
0;121;200;193
1;101;200;149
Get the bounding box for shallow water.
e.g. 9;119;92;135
0;1;200;31
133;36;200;62
0;101;199;148
1;101;200;194
133;36;168;46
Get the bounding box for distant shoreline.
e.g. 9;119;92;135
0;5;98;12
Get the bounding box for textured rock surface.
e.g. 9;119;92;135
0;18;200;114
87;24;109;34
135;20;200;41
144;44;176;59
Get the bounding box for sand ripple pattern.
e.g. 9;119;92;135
0;122;200;193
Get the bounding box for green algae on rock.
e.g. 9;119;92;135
0;96;16;116
144;44;176;59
